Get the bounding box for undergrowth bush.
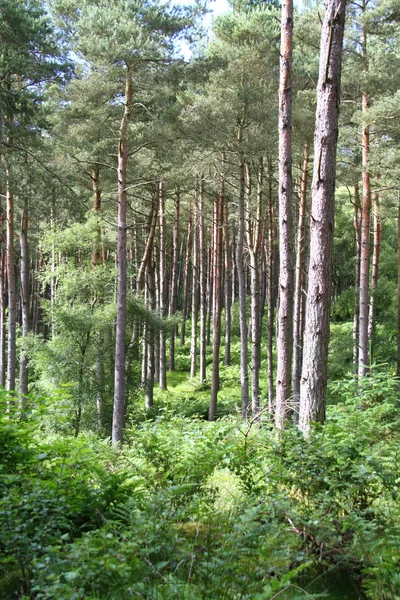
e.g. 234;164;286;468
1;378;399;599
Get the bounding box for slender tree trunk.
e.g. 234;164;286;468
90;166;104;425
397;190;400;381
190;193;199;379
206;238;213;346
19;200;29;404
180;212;192;346
158;181;167;390
169;187;180;371
112;62;133;445
353;184;361;373
237;131;250;419
292;143;309;423
299;0;346;434
0;187;5;388
276;0;294;428
358;2;371;380
367;177;381;357
248;158;264;416
223;190;231;366
209;160;224;420
6;166;16;393
145;262;155;410
199;177;207;382
266;159;276;414
154;248;160;384
231;231;237;304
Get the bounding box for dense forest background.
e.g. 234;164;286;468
1;0;400;598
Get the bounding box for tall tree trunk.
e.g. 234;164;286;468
190;194;199;379
169;187;180;371
353;184;361;372
237;131;250;419
0;187;5;388
180;212;192;346
275;0;294;428
112;62;133;446
206;237;213;346
199;177;207;383
397;190;400;382
223;191;232;366
248;158;264;416
90;166;104;426
209;160;224;420
367;177;381;358
299;0;346;434
19;200;29;403
292;143;309;423
358;1;371;380
266;158;276;414
158;181;167;390
6;166;16;393
145;262;156;410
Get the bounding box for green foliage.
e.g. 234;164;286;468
1;376;400;598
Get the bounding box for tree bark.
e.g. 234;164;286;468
266;158;276;414
299;0;346;434
223;191;232;366
145;262;156;410
248;158;264;416
19;200;29;404
158;180;167;390
6;166;16;393
237;130;250;419
199;177;207;383
292;143;309;423
367;176;381;357
180;211;192;346
275;0;294;428
209;160;224;420
352;184;361;372
358;1;371;380
168;187;180;371
112;62;133;446
0;186;6;388
397;190;400;381
190;193;199;379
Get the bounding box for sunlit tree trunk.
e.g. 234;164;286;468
367;177;382;359
248;158;264;416
292;143;309;423
0;187;6;388
169;187;180;371
299;0;346;434
209;159;224;420
112;62;133;445
223;192;231;366
276;0;294;428
158;180;167;390
352;184;361;372
266;158;276;414
190;194;199;379
19;200;29;404
145;262;156;410
358;1;371;380
199;177;207;383
6;165;16;393
237;130;250;419
180;212;192;346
